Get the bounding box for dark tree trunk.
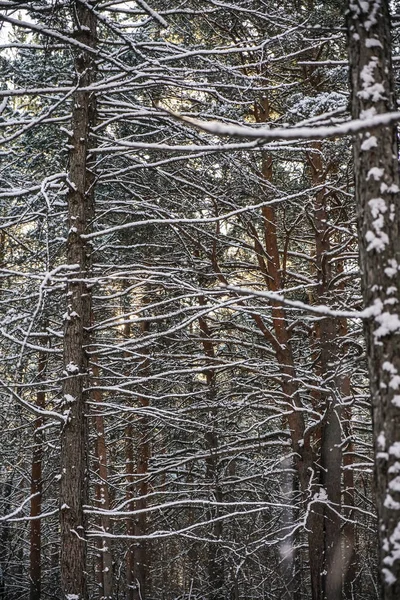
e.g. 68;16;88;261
348;1;400;597
133;313;151;600
342;397;358;599
196;291;225;600
0;480;12;600
337;277;358;597
125;323;136;600
59;3;97;598
125;415;135;600
92;361;113;600
30;339;47;600
125;308;151;600
308;144;343;600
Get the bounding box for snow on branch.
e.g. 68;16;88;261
174;110;400;141
0;378;66;424
81;186;326;239
0;494;38;522
134;0;168;26
223;285;370;319
0;14;99;56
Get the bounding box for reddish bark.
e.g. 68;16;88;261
30;340;47;600
125;322;135;600
125;309;151;600
255;98;319;598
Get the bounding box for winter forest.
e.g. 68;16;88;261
3;0;400;599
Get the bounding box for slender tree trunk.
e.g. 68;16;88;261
348;1;400;597
308;144;343;600
337;261;358;598
0;480;11;600
342;388;357;599
60;3;97;598
30;338;47;600
125;323;135;600
133;423;149;600
92;362;113;600
197;298;224;600
125;305;151;600
133;311;150;600
255;96;320;599
125;419;135;600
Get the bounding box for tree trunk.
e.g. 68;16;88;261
30;338;47;600
125;423;136;600
60;3;97;598
255;96;320;599
348;1;400;597
308;144;343;600
0;479;11;600
125;306;151;600
125;323;135;600
337;264;358;598
342;391;357;599
133;313;150;600
197;299;225;600
92;362;113;600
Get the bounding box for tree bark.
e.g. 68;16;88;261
125;305;151;600
308;144;343;600
125;323;135;600
342;387;358;599
337;263;358;598
60;3;97;598
0;479;11;600
255;97;321;599
92;362;113;600
133;311;150;600
348;1;400;597
198;298;225;600
30;338;48;600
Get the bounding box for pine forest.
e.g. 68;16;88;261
1;1;400;599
